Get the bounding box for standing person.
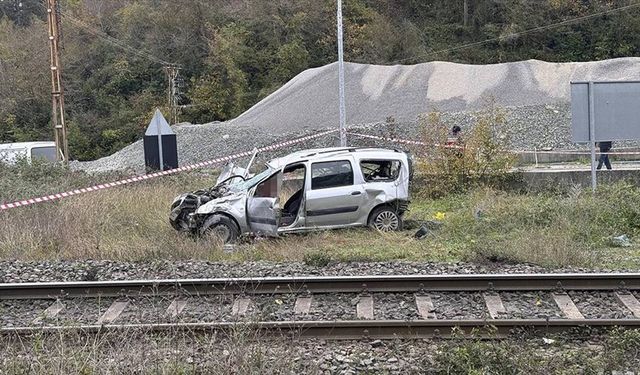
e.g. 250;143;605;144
445;126;463;150
597;141;612;170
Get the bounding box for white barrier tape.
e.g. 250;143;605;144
347;132;640;156
1;129;337;211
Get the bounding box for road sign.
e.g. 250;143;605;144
143;109;178;172
571;81;640;191
571;81;640;142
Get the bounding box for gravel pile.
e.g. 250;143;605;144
75;57;640;173
233;58;640;134
0;259;621;284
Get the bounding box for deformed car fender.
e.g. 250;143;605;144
358;188;389;224
194;193;249;233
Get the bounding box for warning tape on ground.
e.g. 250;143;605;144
0;129;337;211
347;132;640;155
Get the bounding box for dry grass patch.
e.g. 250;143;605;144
2;160;640;269
1;327;304;374
245;229;455;264
0;174;224;261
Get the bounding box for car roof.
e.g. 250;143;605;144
0;141;56;150
267;147;405;169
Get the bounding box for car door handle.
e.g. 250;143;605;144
351;191;362;195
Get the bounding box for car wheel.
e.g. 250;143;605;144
368;206;403;232
201;215;240;244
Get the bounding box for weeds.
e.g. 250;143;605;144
413;102;517;198
432;329;640;374
2;328;639;373
302;250;332;267
1;161;639;269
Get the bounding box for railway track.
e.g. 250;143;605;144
2;273;640;339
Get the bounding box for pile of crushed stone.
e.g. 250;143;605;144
76;57;640;173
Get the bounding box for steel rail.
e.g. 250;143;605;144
2;319;640;339
1;273;639;299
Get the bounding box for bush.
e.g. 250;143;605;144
413;103;517;198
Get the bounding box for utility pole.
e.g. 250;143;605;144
46;0;69;162
463;0;469;27
337;0;347;147
164;65;181;124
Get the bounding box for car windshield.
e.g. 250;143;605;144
228;167;275;192
31;146;57;162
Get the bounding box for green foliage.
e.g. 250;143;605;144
415;104;517;198
432;329;640;374
0;158;120;202
1;0;640;160
1;161;640;269
303;250;333;267
408;182;640;268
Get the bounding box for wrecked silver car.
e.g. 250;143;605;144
170;147;413;243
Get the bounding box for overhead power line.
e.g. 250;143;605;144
36;2;176;67
59;12;173;66
381;1;640;65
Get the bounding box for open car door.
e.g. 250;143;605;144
247;171;282;236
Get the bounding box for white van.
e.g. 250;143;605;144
0;142;58;164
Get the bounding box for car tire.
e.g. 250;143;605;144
368;206;403;232
200;215;240;244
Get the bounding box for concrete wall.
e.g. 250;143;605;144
516;148;640;165
521;168;640;191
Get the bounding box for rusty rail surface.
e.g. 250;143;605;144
1;273;640;300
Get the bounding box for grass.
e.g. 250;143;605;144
1;328;639;374
432;328;640;374
1;161;640;269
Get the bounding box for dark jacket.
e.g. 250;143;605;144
598;141;612;152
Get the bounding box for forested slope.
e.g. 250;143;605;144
1;0;639;160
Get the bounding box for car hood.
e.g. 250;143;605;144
195;191;246;215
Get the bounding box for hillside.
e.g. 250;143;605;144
2;0;640;160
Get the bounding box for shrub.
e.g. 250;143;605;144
413;103;517;198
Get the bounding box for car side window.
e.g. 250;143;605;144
254;173;279;197
311;160;353;190
360;160;401;182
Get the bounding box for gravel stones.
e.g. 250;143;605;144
75;58;640;173
568;291;635;319
0;300;51;327
306;294;357;321
501;292;562;319
430;292;488;319
373;293;420;320
224;58;640;142
0;259;618;284
252;294;298;321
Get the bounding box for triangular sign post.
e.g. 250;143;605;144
143;109;178;171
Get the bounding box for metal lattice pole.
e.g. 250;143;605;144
337;0;347;147
46;0;69;162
